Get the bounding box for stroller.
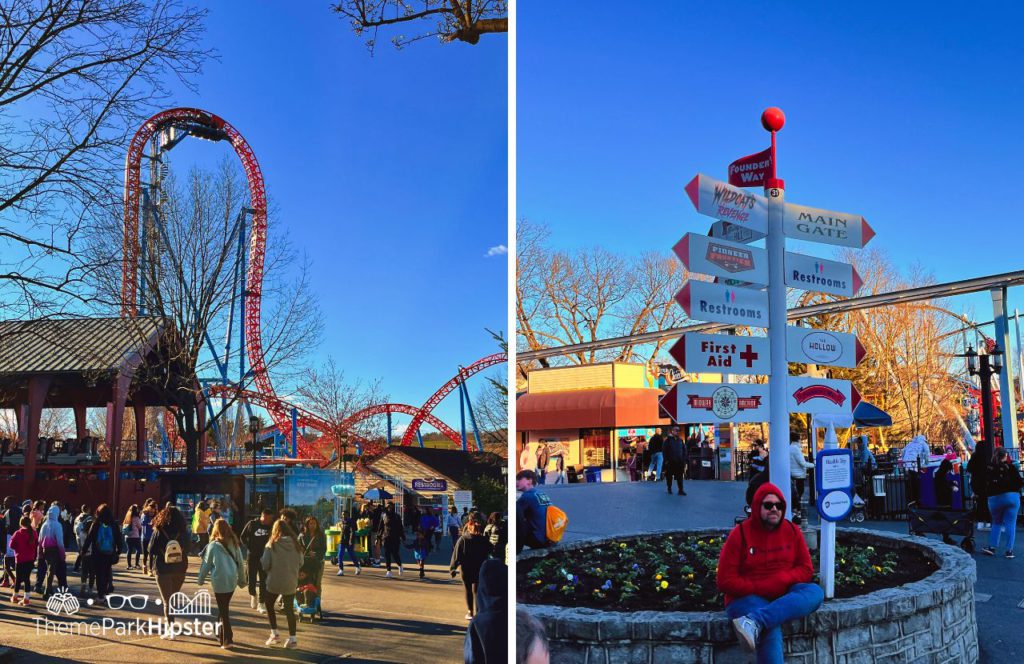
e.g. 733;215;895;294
294;564;324;623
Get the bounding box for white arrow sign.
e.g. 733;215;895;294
783;201;875;249
676;280;768;328
708;220;766;245
674;233;768;286
787;376;860;415
685;174;768;236
660;382;770;424
669;333;770;375
785;252;863;298
786;327;866;369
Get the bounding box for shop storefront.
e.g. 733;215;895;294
517;362;671;482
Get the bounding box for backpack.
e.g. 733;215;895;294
164;536;183;565
545;505;568;543
96;524;114;555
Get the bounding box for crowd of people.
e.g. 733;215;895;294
0;493;509;657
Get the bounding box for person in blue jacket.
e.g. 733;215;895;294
515;470;550;553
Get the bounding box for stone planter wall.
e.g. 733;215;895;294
518;528;977;664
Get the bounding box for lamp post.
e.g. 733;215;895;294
339;432;350;473
249;415;261;511
965;345;1004;449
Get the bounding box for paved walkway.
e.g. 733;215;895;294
0;540;470;663
535;479;1024;664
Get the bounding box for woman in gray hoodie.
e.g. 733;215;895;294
260;519;303;649
198;519;246;650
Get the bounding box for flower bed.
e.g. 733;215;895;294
518;531;937;612
517;528;977;663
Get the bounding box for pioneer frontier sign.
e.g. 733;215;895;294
674;233;768;286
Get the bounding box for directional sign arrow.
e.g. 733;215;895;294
661;382;770;424
785;252;863;297
787;377;861;415
708;220;766;245
676;280;769;328
786;327;866;369
685;174;768;236
783;201;875;249
669;333;770;375
674;233;768;286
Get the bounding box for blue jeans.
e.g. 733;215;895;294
987;492;1020;552
647;452;663;480
337;544;360;569
725;583;824;664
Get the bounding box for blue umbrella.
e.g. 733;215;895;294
362;488;393;501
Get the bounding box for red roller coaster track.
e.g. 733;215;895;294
400;353;507;446
121;109;312;456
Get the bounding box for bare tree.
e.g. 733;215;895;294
294;356;389;459
87;160;323;471
332;0;507;51
0;0;211;319
516;219;693;368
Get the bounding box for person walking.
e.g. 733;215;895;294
74;505;95;596
140;499;157;576
2;496;19;589
749;440;768;478
788;435;815;512
408;528;432;580
240;507;274;612
298;516;327;591
379;503;405;578
122;504;142;570
192;501;212;553
261;519;303;649
148;504;190;638
646;428;665;481
535;445;550;484
198;519;246;650
450;519;491;620
82;503;123;602
663;426;688;496
982;448;1023;558
446;507;461;547
9;516;38;605
483;512;506;558
38;504;68;598
968;439;994;529
335;511;361;576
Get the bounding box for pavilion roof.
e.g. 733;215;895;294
0;316;169;375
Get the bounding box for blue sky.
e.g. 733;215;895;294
165;3;507;430
518;3;1024;350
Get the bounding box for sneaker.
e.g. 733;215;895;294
258;604;267;615
336;568;344;576
283;637;297;649
250;594;257;609
20;597;29;606
221;643;233;650
1006;551;1016;559
354;567;361;576
9;593;17;603
982;547;996;556
464;612;473;620
398;565;403;576
732;616;761;651
266;633;280;646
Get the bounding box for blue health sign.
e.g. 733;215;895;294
815;448;854;522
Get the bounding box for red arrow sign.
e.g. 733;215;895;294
659;384;680;422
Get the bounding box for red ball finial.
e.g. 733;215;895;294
761;107;785;132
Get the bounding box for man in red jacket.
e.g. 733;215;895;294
717;482;824;662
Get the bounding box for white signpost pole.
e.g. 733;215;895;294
821;421;838;598
763;108;793;516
